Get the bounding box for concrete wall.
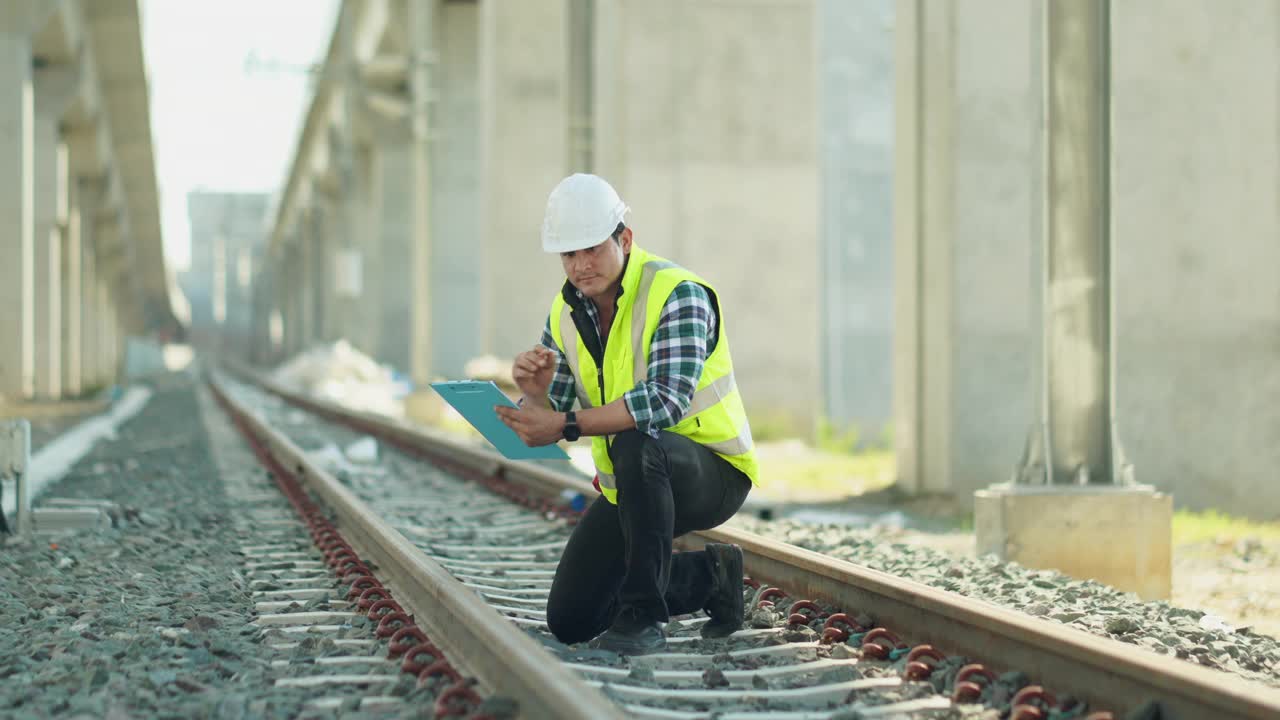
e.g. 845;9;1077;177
819;0;894;441
594;0;820;427
1111;0;1280;518
478;0;569;359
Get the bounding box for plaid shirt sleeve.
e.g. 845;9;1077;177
539;318;578;412
623;281;716;434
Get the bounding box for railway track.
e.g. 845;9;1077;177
210;366;1280;720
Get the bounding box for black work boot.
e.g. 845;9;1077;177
589;608;667;655
700;543;744;638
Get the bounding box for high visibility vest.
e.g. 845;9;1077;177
548;245;760;504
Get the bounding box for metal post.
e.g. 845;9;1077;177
1017;0;1131;486
1;420;32;534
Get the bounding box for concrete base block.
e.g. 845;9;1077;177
975;483;1172;600
33;507;110;534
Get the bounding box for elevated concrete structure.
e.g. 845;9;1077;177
181;192;270;357
256;0;1280;522
265;0;831;432
1;0;176;403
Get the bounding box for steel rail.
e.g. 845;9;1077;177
210;374;626;720
226;363;1280;720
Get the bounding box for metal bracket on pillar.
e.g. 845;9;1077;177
0;420;32;535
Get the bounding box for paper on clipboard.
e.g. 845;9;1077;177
430;380;570;460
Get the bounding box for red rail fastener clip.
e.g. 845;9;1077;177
388;626;429;658
375;611;413;638
756;587;786;609
787;600;826;626
1009;686;1059;720
859;627;905;661
432;681;481;717
356;585;388;609
401;642;443;674
346;576;382;601
366;598;404;621
418;659;463;685
951;664;997;703
903;645;945;680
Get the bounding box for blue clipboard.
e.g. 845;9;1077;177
430;380;570;460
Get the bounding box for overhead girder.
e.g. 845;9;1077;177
269;0;406;258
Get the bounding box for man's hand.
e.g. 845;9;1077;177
495;404;567;447
512;346;558;401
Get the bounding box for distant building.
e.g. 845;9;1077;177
181;192;270;354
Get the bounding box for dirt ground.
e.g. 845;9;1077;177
758;491;1280;640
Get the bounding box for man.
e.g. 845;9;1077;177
495;173;760;655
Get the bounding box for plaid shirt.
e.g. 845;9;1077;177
539;281;717;436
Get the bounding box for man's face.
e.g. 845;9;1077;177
560;229;631;297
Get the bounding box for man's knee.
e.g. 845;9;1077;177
546;597;598;645
609;429;648;467
610;430;672;491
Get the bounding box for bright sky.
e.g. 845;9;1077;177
141;0;339;272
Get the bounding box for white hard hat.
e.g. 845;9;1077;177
541;173;630;253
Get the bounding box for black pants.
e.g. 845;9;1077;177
545;429;752;645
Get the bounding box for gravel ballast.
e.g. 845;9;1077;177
730;516;1280;690
0;373;439;718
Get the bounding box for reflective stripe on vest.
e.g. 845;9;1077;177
556;302;594;410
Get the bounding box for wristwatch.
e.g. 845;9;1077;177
562;411;581;442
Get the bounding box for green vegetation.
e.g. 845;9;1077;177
756;448;895;500
1172;509;1280;545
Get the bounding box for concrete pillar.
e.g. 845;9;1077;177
408;0;437;386
431;0;481;378
282;241;302;358
99;282;116;385
819;0;894;438
1016;0;1127;487
0;24;35;402
477;0;567;359
62;187;82;397
79;187;100;391
593;0;820;427
370;131;413;372
298;208;319;349
348;144;374;356
32;74;72;400
892;0;1040;496
316;198;339;343
974;0;1169;600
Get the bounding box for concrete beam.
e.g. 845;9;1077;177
269;0;395;262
